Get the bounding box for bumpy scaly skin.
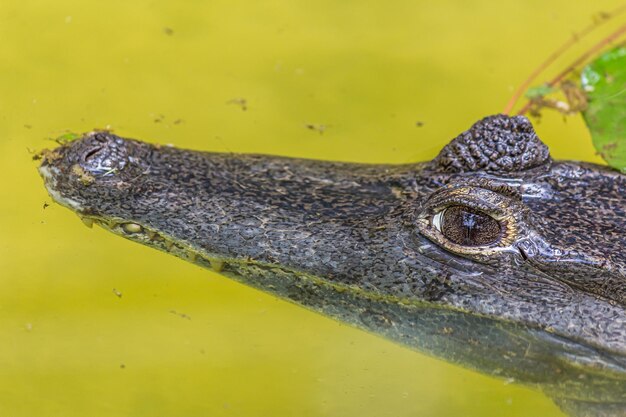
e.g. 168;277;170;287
39;115;626;417
434;115;551;172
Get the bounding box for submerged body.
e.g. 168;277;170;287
39;115;625;416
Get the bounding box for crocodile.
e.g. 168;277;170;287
38;115;625;417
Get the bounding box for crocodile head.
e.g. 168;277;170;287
38;115;626;416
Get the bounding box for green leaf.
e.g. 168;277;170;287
52;132;81;145
581;46;626;172
524;84;556;99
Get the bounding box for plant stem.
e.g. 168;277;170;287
503;4;626;115
516;22;626;116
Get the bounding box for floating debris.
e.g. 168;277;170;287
39;149;62;164
170;310;191;320
50;132;81;145
71;164;95;186
28;147;44;160
305;123;327;135
227;98;248;111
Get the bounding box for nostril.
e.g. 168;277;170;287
83;146;103;162
518;247;529;261
74;133;129;175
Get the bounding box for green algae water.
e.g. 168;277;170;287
0;1;621;416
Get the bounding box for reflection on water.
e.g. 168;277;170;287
1;1;622;416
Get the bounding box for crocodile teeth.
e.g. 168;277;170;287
209;259;225;272
79;215;94;228
146;230;157;240
123;223;142;233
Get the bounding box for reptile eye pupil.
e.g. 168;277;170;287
440;206;501;246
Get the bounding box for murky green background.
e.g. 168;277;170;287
1;1;621;416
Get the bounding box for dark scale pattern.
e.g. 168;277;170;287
39;115;626;417
525;163;626;305
434;114;550;173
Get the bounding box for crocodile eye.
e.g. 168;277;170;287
433;206;502;246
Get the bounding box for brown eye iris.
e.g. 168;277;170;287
437;206;501;246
